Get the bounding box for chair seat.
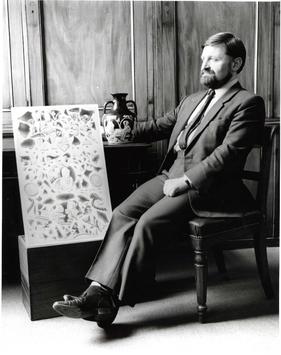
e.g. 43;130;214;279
187;210;261;240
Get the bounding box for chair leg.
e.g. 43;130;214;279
253;227;274;299
213;248;228;276
194;250;208;323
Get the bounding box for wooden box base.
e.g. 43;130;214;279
18;236;101;321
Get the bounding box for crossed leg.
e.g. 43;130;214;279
86;174;194;305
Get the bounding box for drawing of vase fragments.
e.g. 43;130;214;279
12;105;112;246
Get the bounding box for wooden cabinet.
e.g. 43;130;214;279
2;151;24;282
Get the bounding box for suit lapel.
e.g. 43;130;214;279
185;82;243;150
168;91;206;151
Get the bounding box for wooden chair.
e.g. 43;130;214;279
185;125;278;323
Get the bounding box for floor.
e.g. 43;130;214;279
1;247;280;355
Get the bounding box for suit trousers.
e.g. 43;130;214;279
85;170;194;306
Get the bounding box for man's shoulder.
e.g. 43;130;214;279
178;90;206;105
184;90;206;99
232;87;265;106
179;84;265;107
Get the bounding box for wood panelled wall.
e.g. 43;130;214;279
177;1;256;96
3;1;280;125
257;2;280;118
43;1;132;105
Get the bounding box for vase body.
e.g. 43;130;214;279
102;93;137;144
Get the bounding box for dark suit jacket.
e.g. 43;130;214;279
133;82;265;217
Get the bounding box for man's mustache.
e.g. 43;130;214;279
201;69;215;76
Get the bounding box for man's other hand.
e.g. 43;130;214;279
163;176;189;197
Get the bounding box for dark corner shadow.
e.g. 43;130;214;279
94;311;198;343
207;295;279;323
95;294;278;343
97;291;279;342
93;267;279;342
209;266;279;324
93;277;197;343
138;275;198;302
94;324;135;341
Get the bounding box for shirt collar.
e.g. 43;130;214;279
214;77;239;98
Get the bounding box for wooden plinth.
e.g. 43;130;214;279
18;236;101;321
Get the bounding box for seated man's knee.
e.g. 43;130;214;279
135;213;156;233
112;202;139;220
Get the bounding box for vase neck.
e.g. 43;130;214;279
111;93;130;114
112;93;128;100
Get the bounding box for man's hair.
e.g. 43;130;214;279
202;32;246;73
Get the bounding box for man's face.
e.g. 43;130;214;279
200;44;236;89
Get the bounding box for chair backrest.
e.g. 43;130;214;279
242;124;279;218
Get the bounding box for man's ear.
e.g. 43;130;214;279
232;57;243;72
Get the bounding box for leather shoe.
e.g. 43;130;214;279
52;285;119;324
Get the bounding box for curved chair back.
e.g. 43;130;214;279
243;125;279;218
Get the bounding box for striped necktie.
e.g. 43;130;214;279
178;89;215;150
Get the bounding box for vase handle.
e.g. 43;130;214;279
103;100;114;114
126;100;137;115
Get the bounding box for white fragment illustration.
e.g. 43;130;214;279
12;105;112;247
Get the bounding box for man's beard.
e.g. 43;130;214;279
200;70;233;89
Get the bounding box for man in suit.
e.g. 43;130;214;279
53;32;265;326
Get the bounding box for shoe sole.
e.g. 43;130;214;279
53;302;98;319
53;302;117;323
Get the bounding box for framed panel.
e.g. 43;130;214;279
133;1;177;172
2;0;29;135
2;0;12;110
42;0;133;106
177;1;256;98
257;2;280;118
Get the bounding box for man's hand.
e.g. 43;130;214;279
163;176;189;197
